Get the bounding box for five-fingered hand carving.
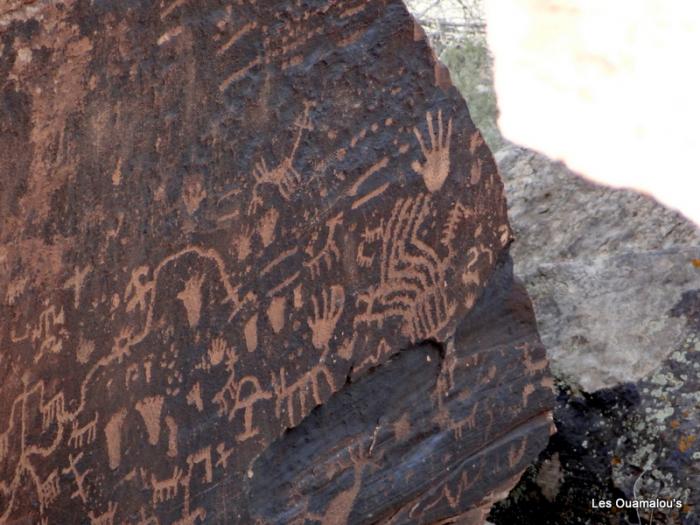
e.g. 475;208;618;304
412;109;453;192
307;285;345;351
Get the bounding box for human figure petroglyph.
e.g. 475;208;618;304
231;375;272;442
62;452;91;504
135;396;164;445
215;442;234;470
32;305;66;363
321;444;379;525
125;266;154;315
63;265;91;309
307;285;345;351
412;110;453;192
212;348;272;440
304;213;342;278
88;501;118;525
151;466;183;505
68;413;98;449
249;103;312;212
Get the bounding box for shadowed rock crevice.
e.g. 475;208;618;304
243;256;553;525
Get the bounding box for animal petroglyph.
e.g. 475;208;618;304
412;110;453;192
271;364;335;428
41;391;66;430
151;466;182;505
68;413;98;449
249;104;312;212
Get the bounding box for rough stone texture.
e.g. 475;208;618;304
402;2;700;521
0;1;553;524
490;146;700;524
497;145;700;391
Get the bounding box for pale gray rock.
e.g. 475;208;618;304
496;145;700;391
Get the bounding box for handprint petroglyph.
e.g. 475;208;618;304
412;109;453;192
307;285;345;351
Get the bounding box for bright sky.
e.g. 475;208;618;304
484;0;700;225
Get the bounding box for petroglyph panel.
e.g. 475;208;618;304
0;0;551;523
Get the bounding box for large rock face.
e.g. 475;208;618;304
0;1;552;523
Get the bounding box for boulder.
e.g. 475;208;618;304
0;1;552;523
491;145;700;524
